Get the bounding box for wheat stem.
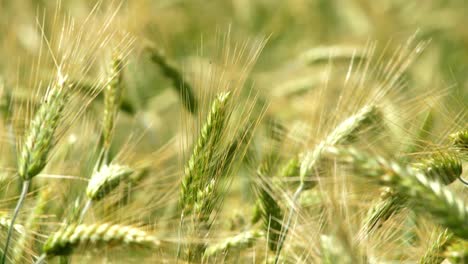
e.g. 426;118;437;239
1;180;30;264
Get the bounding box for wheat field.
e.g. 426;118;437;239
0;0;467;263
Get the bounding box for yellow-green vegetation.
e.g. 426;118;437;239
0;0;467;263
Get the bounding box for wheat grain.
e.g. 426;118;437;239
300;105;380;187
101;51;125;162
42;223;160;257
203;230;264;258
450;129;468;154
86;164;134;201
419;229;453;264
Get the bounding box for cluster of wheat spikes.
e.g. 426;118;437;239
0;1;467;263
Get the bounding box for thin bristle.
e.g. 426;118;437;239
203;230;264;258
419;229;453;264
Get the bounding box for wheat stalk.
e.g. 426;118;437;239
300;105;380;186
101;52;125;164
257;163;284;253
450;129;468;153
179;91;231;212
86;164;134;201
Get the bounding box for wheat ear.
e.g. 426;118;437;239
40;223;159;258
277;105;380;263
3;73;69;264
146;44;198;114
299;105;380;187
77;164;134;223
360;152;462;237
101;52;124;164
203;230;264;258
257;162;284;254
450;129;468;154
326;146;468;239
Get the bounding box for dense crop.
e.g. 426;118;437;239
0;1;466;263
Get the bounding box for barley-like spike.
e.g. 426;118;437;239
179;92;231;211
450;129;468;154
0;214;25;234
86;164;134;201
326;146;468;239
147;45;198;114
360;191;408;237
300;105;380;186
419;229;453;264
18;74;69;180
43;223;160;257
203;230;264;258
414;152;462;185
299;46;367;65
257;163;284;252
276;105;381;263
361;152;462;236
101;52;124;160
